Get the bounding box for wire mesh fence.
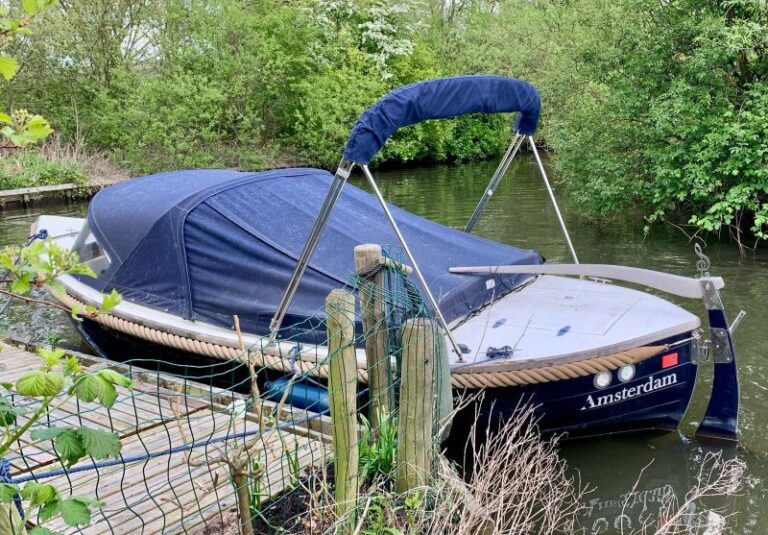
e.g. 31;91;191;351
1;244;456;534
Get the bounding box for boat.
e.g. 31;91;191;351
33;75;741;440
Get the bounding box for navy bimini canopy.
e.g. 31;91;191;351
343;75;541;164
86;168;541;341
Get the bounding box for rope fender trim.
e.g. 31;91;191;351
56;292;666;389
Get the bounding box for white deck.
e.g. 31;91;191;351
450;275;700;370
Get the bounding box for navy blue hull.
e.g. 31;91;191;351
74;318;696;439
449;339;697;440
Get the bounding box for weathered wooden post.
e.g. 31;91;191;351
354;244;392;434
326;289;359;532
396;317;439;493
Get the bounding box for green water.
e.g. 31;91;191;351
1;158;766;532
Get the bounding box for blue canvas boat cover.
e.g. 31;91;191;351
343;75;541;164
85;168;541;340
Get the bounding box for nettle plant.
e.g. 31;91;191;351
0;239;127;534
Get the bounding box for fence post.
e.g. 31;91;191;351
354;244;392;434
396;317;438;493
326;288;359;532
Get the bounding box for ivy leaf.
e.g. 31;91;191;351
16;371;64;397
97;369;132;388
0;56;18;81
0;483;20;503
55;429;86;466
78;427;121;460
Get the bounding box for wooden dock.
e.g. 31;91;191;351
1;342;333;534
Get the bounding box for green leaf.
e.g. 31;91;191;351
100;289;121;312
98;380;116;408
55;429;86;466
37;347;66;367
97;369;132;388
16;370;64;397
21;481;59;506
72;374;103;403
0;398;17;425
0;56;18;81
30;425;68;441
58;498;92;526
38;500;59;522
10;276;31;294
22;0;39;15
0;112;11;123
0;483;20;503
78;427;121;460
29;527;59;535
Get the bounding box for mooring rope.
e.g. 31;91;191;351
55;292;665;389
6;411;322;485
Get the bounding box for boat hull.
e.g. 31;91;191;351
73;317;696;440
448;336;696;442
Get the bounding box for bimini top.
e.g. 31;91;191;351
343;75;540;164
85;168;541;339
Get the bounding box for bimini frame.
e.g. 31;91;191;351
269;76;546;361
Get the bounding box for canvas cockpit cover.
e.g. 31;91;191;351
85;168;541;340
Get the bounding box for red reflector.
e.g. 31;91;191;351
662;352;679;369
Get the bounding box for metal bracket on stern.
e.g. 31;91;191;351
695;249;743;441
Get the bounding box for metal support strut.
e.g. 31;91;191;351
361;165;466;361
465;134;523;233
269;159;354;339
528;136;580;264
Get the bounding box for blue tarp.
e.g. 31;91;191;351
86;168;541;340
343;75;541;164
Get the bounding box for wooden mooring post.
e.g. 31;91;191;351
326;289;359;533
396;317;439;493
354;244;392;434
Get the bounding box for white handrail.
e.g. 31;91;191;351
449;263;724;299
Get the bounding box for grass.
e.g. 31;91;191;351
0;136;128;191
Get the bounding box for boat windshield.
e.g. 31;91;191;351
72;222;111;276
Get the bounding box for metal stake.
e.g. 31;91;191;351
465;134;523;233
361;165;465;361
528;136;579;264
269;160;354;338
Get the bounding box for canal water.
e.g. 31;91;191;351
1;157;766;532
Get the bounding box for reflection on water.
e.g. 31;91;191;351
2;157;767;532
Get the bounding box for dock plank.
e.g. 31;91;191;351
0;343;333;534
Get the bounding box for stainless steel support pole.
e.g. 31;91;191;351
465;134;523;233
269;160;355;339
528;136;580;264
361;165;465;361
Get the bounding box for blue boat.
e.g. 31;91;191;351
34;75;741;440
